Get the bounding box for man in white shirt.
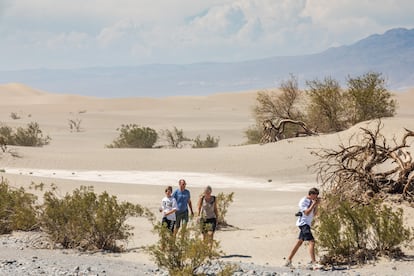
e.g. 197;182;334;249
285;187;322;270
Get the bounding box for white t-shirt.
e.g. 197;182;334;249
161;196;177;221
296;196;315;227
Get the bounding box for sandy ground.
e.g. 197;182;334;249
1;83;414;275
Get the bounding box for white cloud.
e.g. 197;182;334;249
0;0;413;69
46;32;91;49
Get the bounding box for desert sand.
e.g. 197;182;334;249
0;83;414;275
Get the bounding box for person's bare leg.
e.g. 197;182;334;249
309;240;316;262
287;240;303;261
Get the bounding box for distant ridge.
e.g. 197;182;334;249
0;28;413;98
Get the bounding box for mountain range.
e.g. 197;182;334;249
1;27;413;98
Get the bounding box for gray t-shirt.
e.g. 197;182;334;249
201;196;216;219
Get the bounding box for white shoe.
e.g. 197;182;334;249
284;260;292;267
312;263;323;270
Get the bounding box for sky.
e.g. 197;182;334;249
0;0;413;71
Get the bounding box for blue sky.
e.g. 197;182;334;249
0;0;413;70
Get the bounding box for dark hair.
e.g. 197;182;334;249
308;187;319;195
165;186;173;192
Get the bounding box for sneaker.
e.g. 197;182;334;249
284;260;292;267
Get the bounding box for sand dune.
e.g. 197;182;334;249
0;83;413;275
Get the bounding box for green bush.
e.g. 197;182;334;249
216;192;234;227
107;124;158;148
316;195;413;264
147;222;223;276
0;122;51;147
192;134;220;148
244;125;262;144
346;72;396;124
40;185;153;251
0;178;38;234
10;112;21;120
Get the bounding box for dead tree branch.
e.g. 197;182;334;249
311;120;414;203
260;119;317;144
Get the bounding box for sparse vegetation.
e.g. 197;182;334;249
306;77;346;132
39;185;154;251
10;112;21;120
216;192;234;228
147;222;232;276
0;122;51;147
312;121;414;265
346;72;396;125
312;120;414;201
244;124;262;144
107;124;158;148
192;134;220;148
252;72;397;143
68;118;82;132
161;127;191;148
0;178;38;234
0;179;155;253
316;195;412;265
148;190;235;275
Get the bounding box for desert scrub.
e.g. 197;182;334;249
160;126;191;148
147;222;234;276
147;191;236;275
315;195;413;265
0;122;51;147
216;192;234;228
107;124;158;148
0;178;38;234
192;134;220;148
39;185;154;251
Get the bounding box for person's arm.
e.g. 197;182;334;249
164;199;177;216
303;199;318;216
213;197;218;218
159;201;163;213
187;190;194;216
197;196;203;216
188;198;194;216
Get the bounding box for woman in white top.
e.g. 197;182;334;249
160;186;177;233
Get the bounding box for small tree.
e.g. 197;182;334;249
107;124;158;148
192;134;220;148
345;72;396;125
254;75;304;123
306;77;347;132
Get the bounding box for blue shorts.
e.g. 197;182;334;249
298;224;314;241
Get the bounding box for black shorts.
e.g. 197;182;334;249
298;224;314;241
162;217;175;233
200;218;217;233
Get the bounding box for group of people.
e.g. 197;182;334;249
160;181;322;270
159;179;218;242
